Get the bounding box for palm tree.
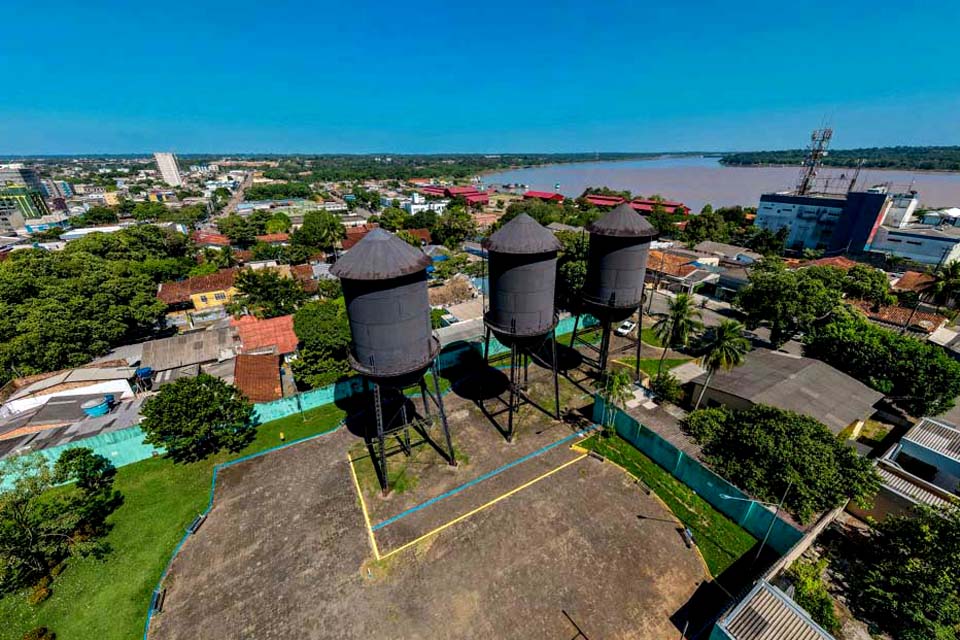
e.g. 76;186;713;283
602;369;633;436
651;293;703;376
932;260;960;309
694;320;751;410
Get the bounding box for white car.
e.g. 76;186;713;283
615;320;636;337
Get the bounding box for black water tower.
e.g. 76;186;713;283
583;202;657;322
330;227;437;383
482;213;562;346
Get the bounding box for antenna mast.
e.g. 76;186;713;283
847;158;864;193
796;128;833;196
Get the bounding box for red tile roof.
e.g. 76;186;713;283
192;230;231;246
799;256;860;270
157;267;239;305
584;194;626;207
648;250;698;278
523;191;565;202
464;193;489;205
893;270;936;293
255;233;290;244
849;300;947;334
630;199;689;215
290;264;319;293
231;314;299;354
233;354;282;402
407;228;432;244
446;185;480;196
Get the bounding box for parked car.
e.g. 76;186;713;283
615;320;636;336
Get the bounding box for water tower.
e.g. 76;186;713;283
330;228;455;493
570;202;657;377
481;213;562;440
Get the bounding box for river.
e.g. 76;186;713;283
480;156;960;213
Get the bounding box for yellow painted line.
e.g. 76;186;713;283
378;453;588;561
347;454;381;561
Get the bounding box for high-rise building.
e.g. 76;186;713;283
0;163;43;191
154;152;183;187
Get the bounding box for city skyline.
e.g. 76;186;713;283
2;0;959;154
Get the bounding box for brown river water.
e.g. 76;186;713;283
480;156;960;213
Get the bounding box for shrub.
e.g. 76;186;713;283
650;372;683;404
27;585;51;605
787;559;840;633
22;628;56;640
35;575;51;589
49;563;65;577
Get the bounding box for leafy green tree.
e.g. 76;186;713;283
140;374;254;463
787;559;840;634
244;182;311;201
292;300;352;387
292;210;346;252
131;201;167;222
264;212;292;234
651;293;702;375
216;214;257;247
408;208;439;231
743;226;788;256
601;369;633;435
433;206;477;248
79;206;118;225
650;371;683;403
932;260;960;308
682;210;730;245
693;320;750;409
379;207;411;231
684;404;880;523
53;448;116;494
396;229;422;247
804;305;960;415
842;264;896;308
0;450;121;594
555;230;588;311
848;505;960;640
737;258;841;346
232;268;307;318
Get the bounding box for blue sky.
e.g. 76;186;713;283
3;0;959;154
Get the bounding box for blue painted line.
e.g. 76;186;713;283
142;420;346;640
371;423;599;532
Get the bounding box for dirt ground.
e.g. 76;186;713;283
150;365;708;640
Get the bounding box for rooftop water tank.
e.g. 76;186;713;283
81;397;111;418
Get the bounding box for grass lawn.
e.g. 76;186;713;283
640;327;663;347
0;403;346;640
616;357;691;379
579;434;755;576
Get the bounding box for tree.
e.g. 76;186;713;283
0;450;121;594
53;448;116;494
131;201;167;222
216;215;257;247
292;210;345;252
396;229;422;247
433;206;477;248
847;505;960;640
264;212;292;234
693;320;750;410
932;259;960;309
140;374;254;463
743;226;787;256
79;206;118;225
737;258;841;346
232;268;307;318
804;305;960;416
684;404;880;523
682;210;730;245
379;207;411;231
601;369;633;435
842;264;895;308
555;230;588;311
651;293;702;376
291;300;352;387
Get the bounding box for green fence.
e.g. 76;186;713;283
593;395;803;555
2;314;602;487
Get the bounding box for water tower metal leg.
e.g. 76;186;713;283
522;352;529;391
430;362;456;467
373;381;389;495
507;344;518;442
635;304;643;381
551;329;560;419
483;327;491;363
598;323;611;373
569;314;580;348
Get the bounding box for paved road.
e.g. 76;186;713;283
221;172;252;216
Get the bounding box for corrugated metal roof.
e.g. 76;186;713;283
482;213;561;254
586;202;657;237
903;417;960;463
720;581;834;640
877;464;954;509
330;228;431;280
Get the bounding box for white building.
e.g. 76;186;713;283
881;192;921;228
404;192;448;215
153;152;183;187
869;224;960;265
